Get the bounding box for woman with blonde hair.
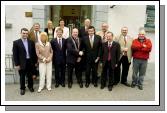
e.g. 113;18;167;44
35;32;53;93
44;20;55;41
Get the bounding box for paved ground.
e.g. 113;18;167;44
5;63;155;101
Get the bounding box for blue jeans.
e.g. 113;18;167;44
132;58;148;86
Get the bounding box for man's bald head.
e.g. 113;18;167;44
84;19;91;27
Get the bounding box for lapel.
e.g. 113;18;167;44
27;39;31;56
19;39;26;52
55;38;61;50
93;35;98;48
104;42;109;55
86;36;92;48
71;37;78;50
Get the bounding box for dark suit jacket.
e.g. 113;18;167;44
82;35;102;63
101;41;120;68
66;37;83;64
50;38;66;65
44;28;55;38
79;26;89;38
12;39;37;70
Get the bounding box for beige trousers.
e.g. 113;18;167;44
38;61;52;90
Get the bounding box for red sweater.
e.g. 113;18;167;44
131;37;152;60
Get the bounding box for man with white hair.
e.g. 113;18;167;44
131;28;152;90
114;26;133;87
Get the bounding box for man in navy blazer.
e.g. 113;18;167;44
100;32;120;91
50;28;66;88
66;28;84;88
13;28;37;95
82;26;102;88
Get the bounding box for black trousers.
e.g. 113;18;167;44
18;59;33;90
67;62;82;84
114;56;131;84
101;61;114;87
54;63;65;84
85;61;98;84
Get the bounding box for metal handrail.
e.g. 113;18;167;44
5;54;16;83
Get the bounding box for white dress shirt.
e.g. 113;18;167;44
54;26;69;39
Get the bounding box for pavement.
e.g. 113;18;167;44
5;62;155;101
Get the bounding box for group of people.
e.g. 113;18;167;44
12;18;152;95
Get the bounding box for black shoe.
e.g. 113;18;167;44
114;82;118;85
55;83;59;88
138;85;143;90
100;85;105;89
20;90;25;95
68;83;72;88
29;88;34;92
108;86;113;91
61;83;65;87
85;83;89;88
79;83;83;88
131;83;136;88
94;83;98;87
121;82;131;87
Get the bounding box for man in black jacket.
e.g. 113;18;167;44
82;26;102;88
50;28;66;88
100;32;120;91
79;19;91;39
13;28;37;95
66;28;84;88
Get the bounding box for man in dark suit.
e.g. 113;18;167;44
66;28;84;88
78;19;91;73
13;28;37;95
78;19;91;39
50;28;66;88
82;26;102;88
100;32;120;91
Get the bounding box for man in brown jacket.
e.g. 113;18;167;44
114;27;133;87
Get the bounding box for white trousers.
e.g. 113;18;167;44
38;61;52;90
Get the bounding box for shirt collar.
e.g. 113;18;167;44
57;37;62;40
34;30;39;33
21;38;27;42
108;41;113;46
89;35;94;38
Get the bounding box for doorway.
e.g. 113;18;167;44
50;5;92;28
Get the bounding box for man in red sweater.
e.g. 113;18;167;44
131;29;152;90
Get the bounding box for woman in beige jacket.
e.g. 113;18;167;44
35;32;53;93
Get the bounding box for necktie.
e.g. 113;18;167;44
90;36;93;48
103;34;105;41
35;31;38;42
124;36;127;47
75;38;79;49
108;44;111;61
59;39;62;49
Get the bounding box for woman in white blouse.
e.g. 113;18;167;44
54;19;69;39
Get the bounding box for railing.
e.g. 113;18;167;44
5;54;17;83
